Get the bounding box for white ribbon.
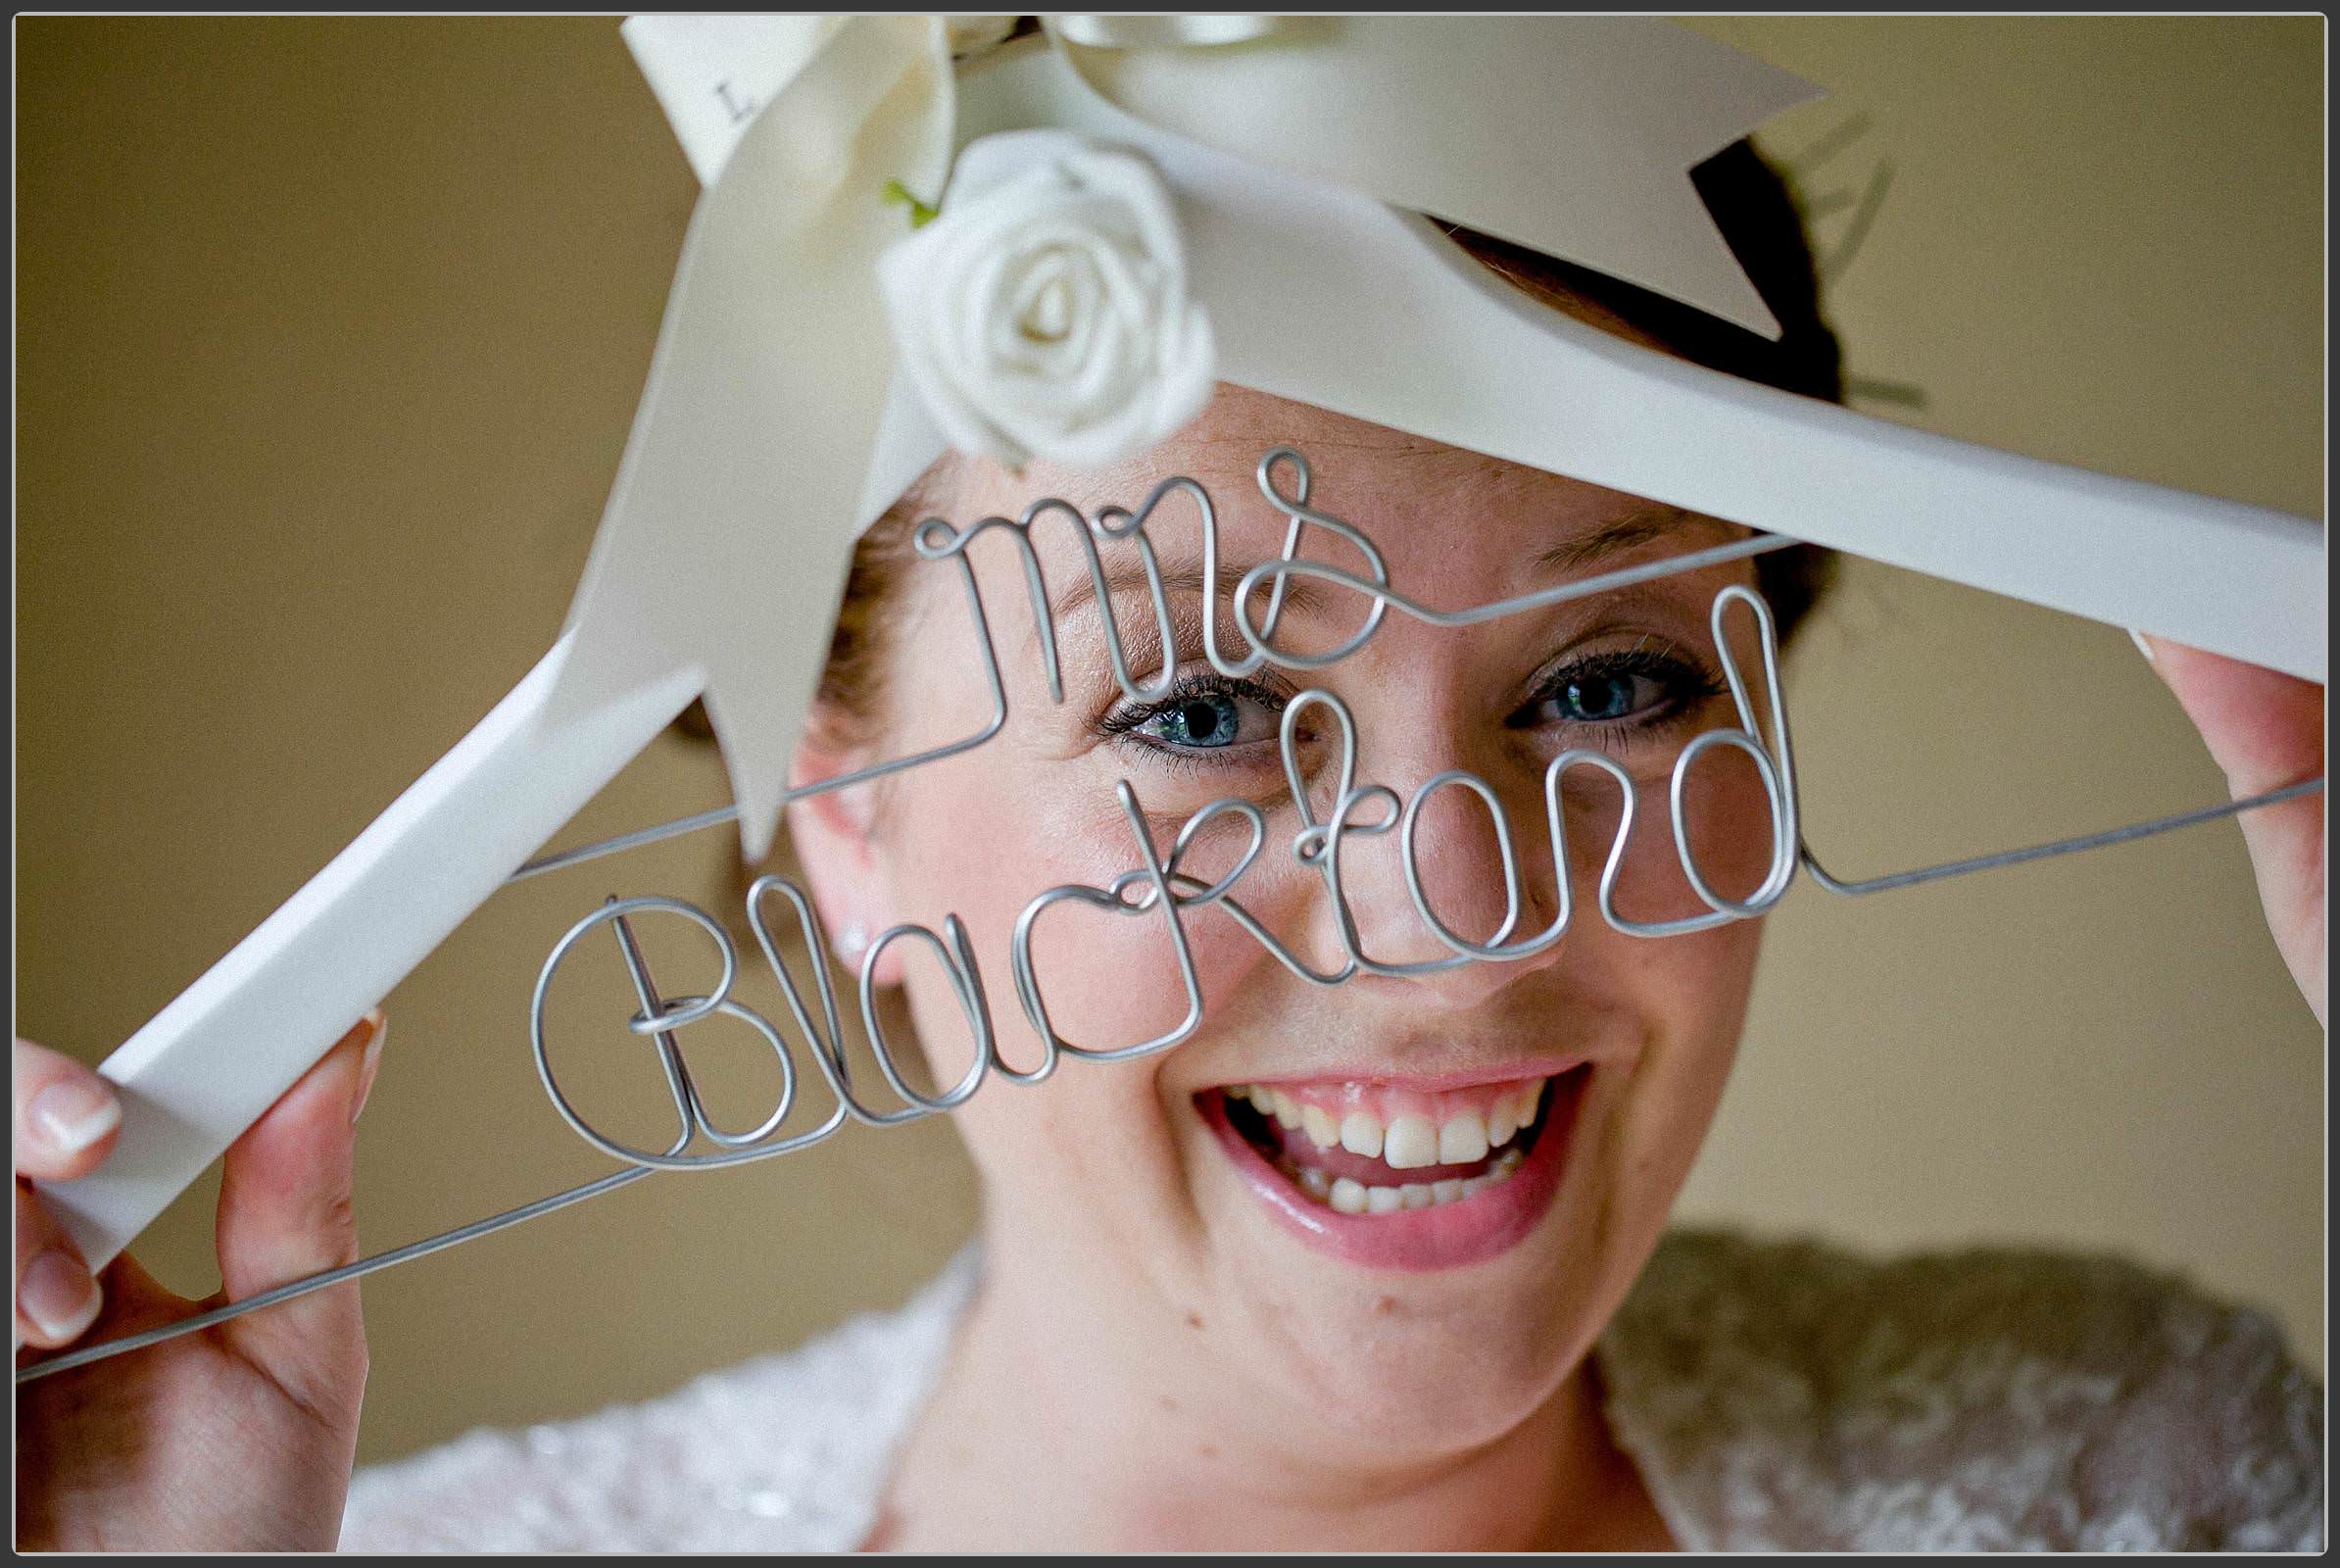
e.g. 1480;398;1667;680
622;15;1811;336
1051;15;1280;49
1039;15;1816;338
563;17;956;858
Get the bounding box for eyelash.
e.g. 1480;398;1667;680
1096;647;1727;769
1097;669;1293;774
1512;647;1728;752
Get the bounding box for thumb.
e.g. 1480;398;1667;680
212;1008;385;1421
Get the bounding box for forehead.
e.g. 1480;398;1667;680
950;382;1714;594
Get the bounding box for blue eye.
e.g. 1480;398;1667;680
1101;673;1288;762
1549;671;1653;723
1151;693;1243;748
1520;649;1723;731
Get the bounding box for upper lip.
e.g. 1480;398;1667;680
1194;1049;1608;1096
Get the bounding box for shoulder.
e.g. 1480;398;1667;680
338;1248;980;1552
1595;1225;2323;1551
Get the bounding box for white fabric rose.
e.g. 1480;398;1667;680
944;15;1019;59
875;128;1216;473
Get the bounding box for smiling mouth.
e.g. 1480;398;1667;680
1203;1067;1581;1214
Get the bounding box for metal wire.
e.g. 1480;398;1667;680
21;443;2322;1384
15;1167;658;1384
1801;776;2325;896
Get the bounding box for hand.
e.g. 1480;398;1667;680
2137;634;2325;1026
14;1011;387;1551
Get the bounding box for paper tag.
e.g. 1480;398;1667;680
620;15;847;187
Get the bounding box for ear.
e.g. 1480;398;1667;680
784;723;911;988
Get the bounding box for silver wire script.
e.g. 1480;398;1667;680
22;447;2321;1381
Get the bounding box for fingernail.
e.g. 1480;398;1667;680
30;1077;121;1154
20;1250;101;1343
2129;628;2157;663
351;1008;388;1127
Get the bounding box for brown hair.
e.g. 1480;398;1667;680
808;138;1842;752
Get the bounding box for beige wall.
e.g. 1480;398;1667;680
1668;13;2323;1379
14;17;2321;1468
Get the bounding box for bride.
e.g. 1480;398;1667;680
15;18;2323;1553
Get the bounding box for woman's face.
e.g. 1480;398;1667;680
791;381;1781;1465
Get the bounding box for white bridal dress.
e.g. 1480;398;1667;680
340;1226;2323;1551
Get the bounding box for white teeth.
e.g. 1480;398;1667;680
1384;1114;1439;1170
1252;1081;1552;1215
1438;1113;1489;1165
1294;1150;1527;1214
1300;1103;1341;1150
1491;1082;1546;1146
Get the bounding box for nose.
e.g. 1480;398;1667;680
1292;721;1570;1009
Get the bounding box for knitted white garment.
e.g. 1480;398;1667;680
339;1227;2323;1551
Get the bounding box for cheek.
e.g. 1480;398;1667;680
872;773;1191;1225
880;758;1281;1072
1676;737;1790;900
1563;739;1786;930
1586;912;1759;1226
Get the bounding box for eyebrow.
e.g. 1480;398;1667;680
1043;505;1736;643
1043;556;1332;635
1533;506;1738;576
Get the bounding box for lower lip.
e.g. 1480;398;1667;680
1197;1067;1591;1272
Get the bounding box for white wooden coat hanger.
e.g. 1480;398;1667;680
23;16;2321;1382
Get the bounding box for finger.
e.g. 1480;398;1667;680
12;1039;122;1182
212;1008;384;1419
17;1248;197;1361
2136;634;2326;1019
13;1245;257;1378
16;1181;102;1350
2133;634;2324;799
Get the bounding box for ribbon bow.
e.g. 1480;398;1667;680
624;15;1815;338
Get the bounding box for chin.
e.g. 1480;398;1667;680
1197;1175;1614;1457
1253;1297;1580;1458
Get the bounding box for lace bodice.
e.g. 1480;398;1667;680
339;1226;2323;1551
